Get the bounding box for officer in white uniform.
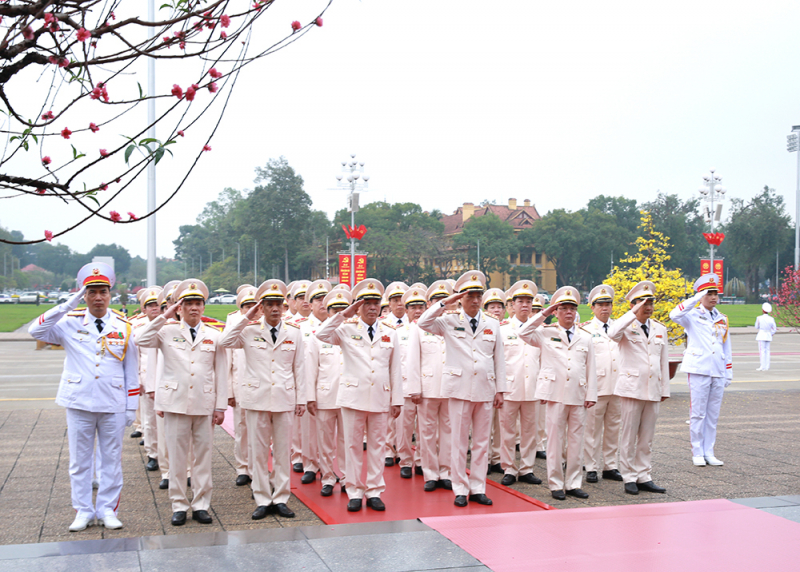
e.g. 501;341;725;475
755;302;777;371
384;281;409;467
316;279;403;512
669;274;732;467
132;286;163;474
610;281;669;495
482;288;506;474
417;271;507;507
581;285;622;483
287;280;311;472
30;262;139;532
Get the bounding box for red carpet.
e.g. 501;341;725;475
422;499;800;572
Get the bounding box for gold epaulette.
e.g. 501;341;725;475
166;319;180;324
285;321;300;329
578;320;591;328
344;317;360;324
248;320;260;325
578;326;592;335
499;319;509;326
67;309;86;317
445;310;460;314
381;320;398;330
293;317;308;324
227;310;239;316
651;318;666;327
206;322;224;331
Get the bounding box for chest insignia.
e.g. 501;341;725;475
550;337;562;343
454;327;465;332
381;335;391;343
173;337;186;343
282;340;294;345
254;337;266;342
483;328;493;335
351;335;363;341
76;330;89;336
202;339;214;344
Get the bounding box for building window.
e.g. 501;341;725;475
535;252;542;268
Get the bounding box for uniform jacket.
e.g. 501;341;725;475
384;319;412;396
136;315;228;415
316;313;403;412
30;305;139;413
580;317;620;397
755;315;777;342
518;314;597;406
132;315;160;394
224;310;247;401
669;293;732;379
417;305;507;402
219;317;306;412
405;322;447;399
302;314;343;409
608;311;670;401
500;317;540;402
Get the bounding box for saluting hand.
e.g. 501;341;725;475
440;291;468;307
162;300;182;321
245;302;262;321
340;299;364;319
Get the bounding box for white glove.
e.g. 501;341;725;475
62;286;87;312
724;377;732;388
125;409;136;427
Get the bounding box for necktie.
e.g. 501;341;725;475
271;327;277;344
368;325;374;341
642;324;649;338
566;330;572;343
603;323;608;334
470;318;477;333
189;327;196;342
397;318;403;326
95;318;103;333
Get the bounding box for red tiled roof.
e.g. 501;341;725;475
442;203;542;236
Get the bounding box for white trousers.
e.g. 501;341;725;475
535;400;547;452
397;398;422;468
66;408;126;520
301;407;319;473
163;412;212;512
449;399;492;497
291;416;303;466
341;407;388;499
247;409;293;506
688;374;725;457
488;408;502;464
545;402;586;491
133;402;143;433
418;397;451;482
500;400;539;476
316;409;346;487
758;340;771;370
233;403;249;476
583;394;621;472
618;397;659;483
141;393;158;460
385;415;398;459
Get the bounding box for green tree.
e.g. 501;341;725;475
640;193;706;273
452;213;519;286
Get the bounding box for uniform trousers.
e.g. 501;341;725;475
341;407;388;499
535;400;547;452
687;374;725;458
385;415;398;459
545;402;586;491
156;411;170;479
758;340;771;370
418;397;451;482
291;421;303;466
247;409;293;506
449;399;492;496
488;409;502;465
583;394;621;473
316;408;346;486
133;403;143;433
141;393;158;460
233;403;249;476
66;408;126;519
163;412;212;512
618;397;659;483
397;398;422;468
301;408;319;474
500;400;538;477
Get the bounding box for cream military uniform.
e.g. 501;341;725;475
288;280;311;468
482;288;506;472
133;287;163;470
384;282;409;464
136;280;228;515
609;281;669;489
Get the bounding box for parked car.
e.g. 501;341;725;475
218;294;237;305
208;295;222;305
18;292;41;304
0;294;16;304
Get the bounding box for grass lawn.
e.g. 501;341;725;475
576;303;762;328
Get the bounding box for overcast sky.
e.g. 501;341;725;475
4;0;800;261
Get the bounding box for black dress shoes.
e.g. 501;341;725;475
385;456;395;467
301;471;317;484
566;488;589;499
551;490;566;500
321;485;334;497
518;473;542;485
488;463;503;474
192;510;212;524
139;439;145;446
236;474;252;486
500;474;516;486
145;458;159;472
586;471;598;483
187;477;191;488
252;505;270;520
637;481;666;493
130;430;142;438
536;451;547;460
469;494;493;505
292;463;304;473
171;511;187;526
454;495;468;507
347;498;362;512
366;497;385;511
274;503;295;517
415;466;423;476
438;479;452;490
400;467;412;479
424;480;438;492
602;469;623;481
159;479;169;490
341;485;346;494
624;482;639;495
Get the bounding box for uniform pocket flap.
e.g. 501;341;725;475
622;369;639;377
203;384;214;393
539;369;556;381
200;345;214;352
445;367;462;377
342;376;359;387
506;375;515;381
244;378;260;388
163;381;178;390
64;373;81;383
421;368;434;377
576;345;588;352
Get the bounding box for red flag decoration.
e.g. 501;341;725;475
702;232;725;246
342;224;367;240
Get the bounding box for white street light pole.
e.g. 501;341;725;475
335;154;370;286
698;169;727;269
787;126;800;270
146;0;157;286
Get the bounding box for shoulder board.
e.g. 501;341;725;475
285;321;300;329
247;320;260;325
717;313;728;321
227;310;239;316
381;320;398;330
67;310;86;317
499;320;509;326
344;317;360;324
111;308;126;317
294;317;308;324
166;319;180;325
578;320;591;328
445;310;460;315
651;318;665;327
578;326;592;335
205;322;224;331
542;324;558;329
129;312;141;320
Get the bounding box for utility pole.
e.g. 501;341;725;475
145;0;157;287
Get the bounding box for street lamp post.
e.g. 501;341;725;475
786;126;800;270
335;154;370;286
698;169;727;269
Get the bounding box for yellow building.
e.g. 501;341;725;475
439;198;558;294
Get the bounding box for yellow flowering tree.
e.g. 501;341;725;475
605;211;693;344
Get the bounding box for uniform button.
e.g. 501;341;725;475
372;370;375;373
189;385;193;389
474;372;477;375
96;364;99;367
371;383;374;386
191;373;194;376
191;361;194;364
248;383;252;387
192;348;195;351
474;360;477;363
272;383;275;386
95;376;99;379
96;352;100;356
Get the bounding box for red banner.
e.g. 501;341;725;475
354;254;367;284
700;259;724;294
339;254;367;287
339;254;351;287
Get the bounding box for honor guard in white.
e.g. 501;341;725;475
316;279;403;512
669;274;731;467
383;281;409;467
308;289;351;496
581;285;623;484
298;279;333;486
609;281;669;495
755;302;777;371
136;279;228;526
220;280;306;519
133;286;163;475
288;280;311;472
519;286;597;501
30;262;139;532
129;290;147;440
482;288;506;474
418;271;507;507
394;285;427;479
407;281;453;492
498;281;544;487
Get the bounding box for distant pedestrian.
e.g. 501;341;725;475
755;303;777;371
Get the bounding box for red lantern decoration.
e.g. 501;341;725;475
702;232;725;246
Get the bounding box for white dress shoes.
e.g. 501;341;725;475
99;514;123;529
705;456;724;466
692;456;707;466
69;515;94;532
